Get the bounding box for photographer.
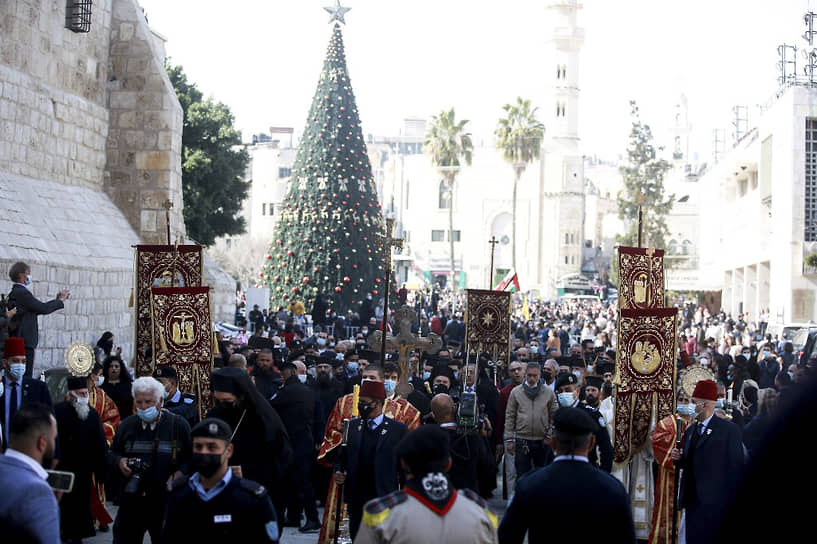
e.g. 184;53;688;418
108;377;192;544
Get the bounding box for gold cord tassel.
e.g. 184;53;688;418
212;332;220;355
352;384;360;417
128;287;134;308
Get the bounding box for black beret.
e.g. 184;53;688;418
192;417;232;442
585;375;604;389
395;424;451;476
553;407;597;435
67;376;87;390
153;366;177;380
554;373;579;390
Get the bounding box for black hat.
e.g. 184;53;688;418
279;361;297;373
421;353;439;366
597;362;615;376
287;349;305;362
248;336;275;350
211;367;242;394
569;357;586;369
553;407;597;436
67;376;87;390
429;364;455;383
554;373;579;390
153;366;178;381
605;349;616;361
555;356;574;367
585;375;603;389
357;350;381;363
395;424;451;476
192;417;232;442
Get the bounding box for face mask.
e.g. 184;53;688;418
361;328;368;335
191;452;224;478
422;371;431;381
586;365;595;374
432;383;449;395
358;402;374;419
572;370;583;381
73;395;89;406
95;376;104;387
347;362;359;375
742;353;750;359
329;342;335;348
677;403;696;417
137;405;159;423
715;398;724;409
25;274;32;286
317;338;327;347
762;351;770;359
453;371;459;381
788;371;794;381
558;392;575;407
542;370;553;381
163;389;170;400
0;381;3;397
8;363;26;381
297;374;308;384
384;379;396;394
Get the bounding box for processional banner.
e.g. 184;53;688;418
617;246;665;310
465;289;511;365
614;307;678;464
134;245;203;377
150;286;213;420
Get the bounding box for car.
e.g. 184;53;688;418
798;329;817;365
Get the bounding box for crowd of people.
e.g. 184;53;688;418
1;267;816;543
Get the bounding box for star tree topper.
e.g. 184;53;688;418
324;0;351;24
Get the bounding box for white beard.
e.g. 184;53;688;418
73;401;90;421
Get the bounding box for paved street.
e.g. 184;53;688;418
87;478;510;543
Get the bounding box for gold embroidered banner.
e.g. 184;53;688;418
134;245;203;377
150;286;213;419
614;307;677;464
617;246;665;310
465;289;511;365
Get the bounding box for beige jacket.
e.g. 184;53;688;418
503;382;558;441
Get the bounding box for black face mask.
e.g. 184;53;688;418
191;452;224;478
542;370;553;381
432;383;449;395
358;402;374;419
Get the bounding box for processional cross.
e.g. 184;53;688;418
488;236;499;288
376;218;404;361
371;305;442;397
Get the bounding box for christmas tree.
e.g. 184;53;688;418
260;22;385;312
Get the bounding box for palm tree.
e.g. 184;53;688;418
425;108;473;292
495;97;544;270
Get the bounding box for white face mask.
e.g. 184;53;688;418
95;376;104;387
297;374;308;384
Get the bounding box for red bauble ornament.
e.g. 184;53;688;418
335;286;342;293
287;250;294;256
353;264;358;269
303;277;310;283
265;255;271;260
372;290;378;295
343;276;351;283
292;287;299;293
375;278;381;283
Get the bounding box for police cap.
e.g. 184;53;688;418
554;373;579;390
192;417;232;442
153;365;178;381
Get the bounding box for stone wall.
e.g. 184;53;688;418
104;0;186;243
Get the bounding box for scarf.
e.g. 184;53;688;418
523;382;541;400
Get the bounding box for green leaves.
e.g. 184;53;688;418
495;97;544;168
167;63;250;246
424;108;474;172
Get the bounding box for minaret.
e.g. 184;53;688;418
538;0;586;294
670;93;691;163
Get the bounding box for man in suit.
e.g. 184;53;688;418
334;379;408;540
7;261;69;376
1;338;52;449
0;402;60;543
498;407;635;543
671;379;744;544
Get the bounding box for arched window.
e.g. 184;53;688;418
668;239;678;255
438;179;450;209
682;240;692;255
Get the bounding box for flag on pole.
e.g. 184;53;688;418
521;297;530;321
495;268;520;292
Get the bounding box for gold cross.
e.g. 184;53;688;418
377;218;404;273
371;305;442;389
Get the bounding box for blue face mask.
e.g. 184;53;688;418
677;403;696;417
347;362;359;375
25;274;32;286
8;363;26;382
162;389;169;400
384;379;396;394
453;371;459;381
422;371;431;381
715;398;724;409
137;405;159;423
558;392;575;407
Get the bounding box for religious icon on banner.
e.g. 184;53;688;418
465;289;511;364
617;246;665;310
150;286;213;419
614;307;678;465
134;245;203;377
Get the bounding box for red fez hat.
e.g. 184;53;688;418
692;379;718;401
3;337;25;359
359;379;386;400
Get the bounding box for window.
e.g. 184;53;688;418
405;180;409;209
278;167;292;179
451;230;461;242
262;203;266;216
668;239;679;255
806;119;817;241
565;233;569;245
564;256;569;265
438;180;450;209
432;230;445;242
268;203;274;216
682;240;692;256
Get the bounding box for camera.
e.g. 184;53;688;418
123;458;151;495
456;389;486;434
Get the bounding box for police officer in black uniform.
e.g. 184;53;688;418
154;366;198;426
498;408;635;543
163;418;279;543
554;373;613;472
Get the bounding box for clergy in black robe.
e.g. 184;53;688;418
54;376;108;542
207;367;293;527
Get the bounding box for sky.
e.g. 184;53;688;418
138;0;815;162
